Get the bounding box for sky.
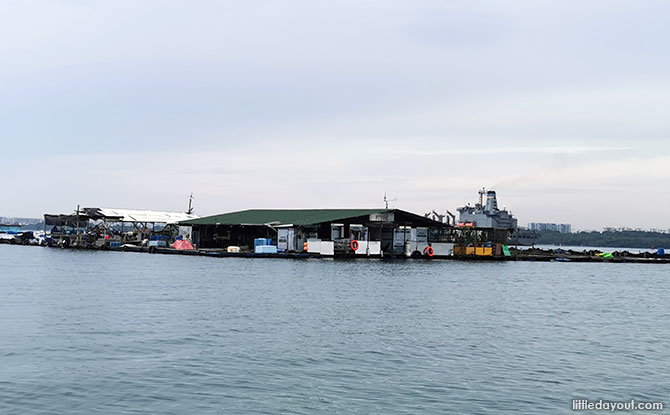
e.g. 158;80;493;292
1;0;669;230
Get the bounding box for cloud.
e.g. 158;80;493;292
1;0;670;230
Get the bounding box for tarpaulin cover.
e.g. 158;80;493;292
173;240;195;250
44;214;90;227
81;207;198;224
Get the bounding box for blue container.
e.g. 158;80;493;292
254;238;271;247
110;241;121;248
658;248;665;256
255;245;278;254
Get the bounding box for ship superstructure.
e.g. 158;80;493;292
457;188;518;229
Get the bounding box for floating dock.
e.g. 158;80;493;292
2;239;668;263
21;191;667;264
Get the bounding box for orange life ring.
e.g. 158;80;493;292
351;240;359;251
425;246;434;257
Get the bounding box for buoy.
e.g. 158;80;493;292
351;240;359;251
425;246;434;257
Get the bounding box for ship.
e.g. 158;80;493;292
457;188;537;245
457;188;517;228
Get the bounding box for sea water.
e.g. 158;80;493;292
1;245;669;414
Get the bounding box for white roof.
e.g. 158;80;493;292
93;208;199;224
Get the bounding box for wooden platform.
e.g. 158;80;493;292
2;240;669;263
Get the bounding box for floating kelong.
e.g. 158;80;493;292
28;189;666;262
40;206;512;258
36;190;525;258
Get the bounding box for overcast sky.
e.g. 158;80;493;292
2;0;669;230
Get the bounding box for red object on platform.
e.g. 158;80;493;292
173;240;194;250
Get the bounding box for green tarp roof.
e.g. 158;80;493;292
181;209;392;226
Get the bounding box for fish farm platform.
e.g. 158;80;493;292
2;240;669;263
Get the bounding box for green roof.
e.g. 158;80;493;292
181;209;390;226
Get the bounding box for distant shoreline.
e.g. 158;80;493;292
533;230;670;250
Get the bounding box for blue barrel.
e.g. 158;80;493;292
658;248;665;256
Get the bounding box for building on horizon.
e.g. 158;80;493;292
528;222;572;234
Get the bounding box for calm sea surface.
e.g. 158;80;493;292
1;245;669;414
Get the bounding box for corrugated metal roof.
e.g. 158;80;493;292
181;209;389;226
82;208;199;224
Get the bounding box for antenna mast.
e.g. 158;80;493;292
383;193;397;210
186;193;194;214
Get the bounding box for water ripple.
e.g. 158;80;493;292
1;245;669;414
